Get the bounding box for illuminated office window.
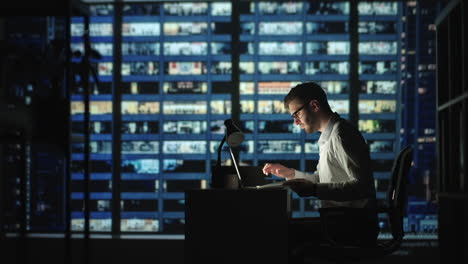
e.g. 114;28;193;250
71;8;114;231
67;0;406;233
358;1;401;231
122;23;160;36
358;2;398;15
307;22;349;34
258;22;303;35
306;42;350;55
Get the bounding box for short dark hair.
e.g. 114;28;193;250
283;82;332;112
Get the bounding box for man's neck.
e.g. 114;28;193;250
318;111;333;133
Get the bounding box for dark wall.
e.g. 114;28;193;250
1;237;441;264
2;237;184;264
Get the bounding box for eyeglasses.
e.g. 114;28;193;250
291;101;310;120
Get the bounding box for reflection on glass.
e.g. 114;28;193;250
122;101;159;115
212;2;231;16
241;100;255;114
90;23;113;36
163;121;207;134
121;219;159;232
71;101;113;115
122;159;159;174
305;61;349;74
165;62;206;75
359;120;396;133
258;61;301;74
164;2;208;15
329;100;349;114
164;42;207;56
306;42;349;55
163;81;207;94
319;81;349;94
359;100;396;113
122;62;158;75
211;100;232;114
258;2;304;15
360;81;397;94
122;3;160;15
164;23;209;35
123;42;159;56
258;100;288;114
358;2;398;15
305;140;319;153
259;42;302;55
72;219;112;231
122;82;159;95
241;22;255;34
90;141;112;153
122;141;159;154
210;140;254;154
307;22;348;34
211;42;231;55
359;41;397;55
163;160;205;172
259;22;303;35
163;101;207;115
210;120;225;134
258;82;300;94
240;82;255;94
257;140;301;153
259;120;300;134
368;140;393;152
359;21;396;34
211;62;232;74
90;4;114;16
359;61;397;74
122;121;158;134
122;23;160;36
240;62;254;74
163;141;206;154
308;2;349;15
91;43;113;56
98;62;113;76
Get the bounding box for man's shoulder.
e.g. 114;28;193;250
332;118;365;142
334;118;360;134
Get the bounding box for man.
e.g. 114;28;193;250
262;82;378;256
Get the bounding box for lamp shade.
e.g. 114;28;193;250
224;119;244;147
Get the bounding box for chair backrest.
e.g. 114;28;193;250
386;146;413;241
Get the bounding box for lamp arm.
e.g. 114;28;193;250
217;135;226;167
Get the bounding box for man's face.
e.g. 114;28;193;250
288;99;320;133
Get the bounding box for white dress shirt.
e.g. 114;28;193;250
291;113;376;208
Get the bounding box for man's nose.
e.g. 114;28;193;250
294;118;301;125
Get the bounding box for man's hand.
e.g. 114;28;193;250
262;163;295;179
282;179;317;197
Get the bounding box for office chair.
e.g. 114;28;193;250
302;146;414;263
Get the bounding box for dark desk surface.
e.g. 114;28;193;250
185;188;292;264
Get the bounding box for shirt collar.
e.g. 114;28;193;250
318;112;341;144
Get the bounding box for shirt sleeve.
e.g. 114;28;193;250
291;169;320;183
315;123;375;201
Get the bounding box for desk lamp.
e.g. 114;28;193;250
213;119;245;188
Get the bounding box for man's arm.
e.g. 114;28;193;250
292;169;320;183
262;163;320;183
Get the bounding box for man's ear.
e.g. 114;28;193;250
309;100;320;112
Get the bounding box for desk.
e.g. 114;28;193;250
185;188;292;264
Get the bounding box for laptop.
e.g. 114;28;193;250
222;147;287;189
